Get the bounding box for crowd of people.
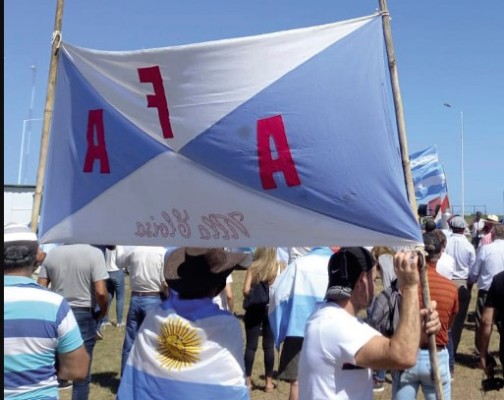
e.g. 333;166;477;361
3;211;503;399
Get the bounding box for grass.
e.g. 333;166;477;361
60;269;501;400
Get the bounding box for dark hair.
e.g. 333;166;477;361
493;224;504;240
422;232;442;259
433;229;447;248
424;219;437;232
4;243;38;271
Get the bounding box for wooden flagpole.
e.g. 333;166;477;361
378;1;444;400
31;0;65;232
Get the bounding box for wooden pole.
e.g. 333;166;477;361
378;1;443;400
419;256;444;400
30;0;65;232
378;0;417;216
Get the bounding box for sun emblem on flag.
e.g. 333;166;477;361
157;317;202;370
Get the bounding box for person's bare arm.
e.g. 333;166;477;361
355;251;421;370
225;283;234;313
37;264;50;287
243;269;253;297
37;277;50;287
36;247;46;266
160;281;169;299
57;345;90;381
93;280;108;321
479;306;494;374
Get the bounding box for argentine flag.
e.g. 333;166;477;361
117;292;248;400
268;247;332;349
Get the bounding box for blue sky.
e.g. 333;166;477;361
4;0;504;215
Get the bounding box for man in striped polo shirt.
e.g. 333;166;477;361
392;231;459;400
4;223;89;399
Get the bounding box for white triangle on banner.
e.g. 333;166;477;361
40;150;418;248
61;14;377;152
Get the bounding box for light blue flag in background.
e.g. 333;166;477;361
413;164;447;200
410;146;447;200
410;145;439;173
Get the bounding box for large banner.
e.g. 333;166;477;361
39;13;422;247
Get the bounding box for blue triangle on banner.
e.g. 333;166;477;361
180;18;418;239
40;54;169;234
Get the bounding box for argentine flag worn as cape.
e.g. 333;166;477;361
117;292;248;400
269;247;332;349
39;12;422;248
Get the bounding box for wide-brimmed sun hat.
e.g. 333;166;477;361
164;248;247;296
486;214;499;223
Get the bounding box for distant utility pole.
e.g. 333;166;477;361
443;103;464;216
25;66;37;183
26;65;37;153
18;66;37;185
18;118;43;185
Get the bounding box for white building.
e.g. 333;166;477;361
4;184;36;226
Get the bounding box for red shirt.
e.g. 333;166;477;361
419;263;459;346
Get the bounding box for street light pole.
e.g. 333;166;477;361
26;65;37;155
18;118;43;184
443;103;465;216
460;110;464;217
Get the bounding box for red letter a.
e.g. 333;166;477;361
83;109;110;173
257;115;301;190
138;66;173;139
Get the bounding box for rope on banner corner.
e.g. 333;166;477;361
52;30;62;55
377;9;391;19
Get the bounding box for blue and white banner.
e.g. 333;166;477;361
268;248;332;348
117;294;248;400
410;145;439;173
414;164;447;199
39;13;421;247
410;146;447;201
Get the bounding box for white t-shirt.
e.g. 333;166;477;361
119;246;166;292
471;219;485;238
213;274;233;311
436;252;455;280
298;302;381;400
105;247;121;272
